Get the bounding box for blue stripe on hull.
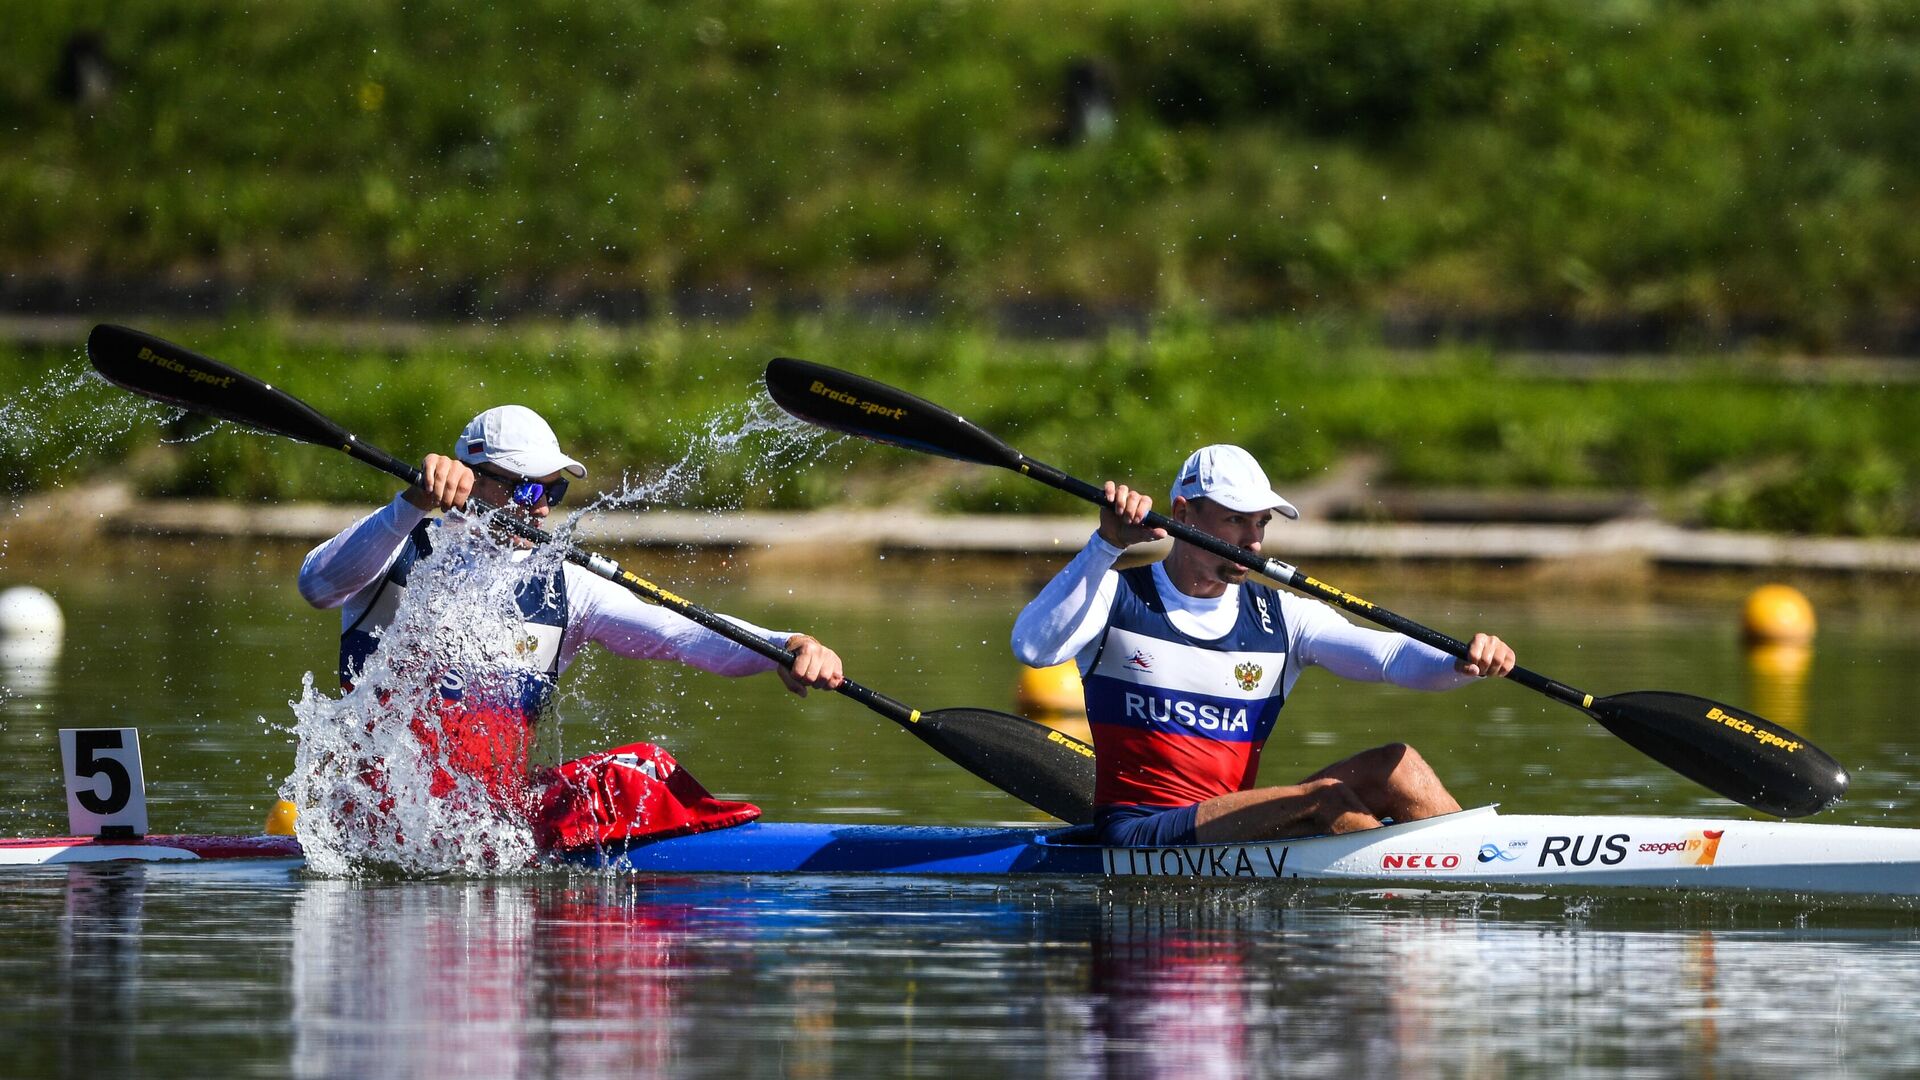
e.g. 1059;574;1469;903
568;823;1104;876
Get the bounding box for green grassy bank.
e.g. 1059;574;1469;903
8;1;1920;343
8;320;1914;537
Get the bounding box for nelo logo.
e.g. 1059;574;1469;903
1381;852;1461;871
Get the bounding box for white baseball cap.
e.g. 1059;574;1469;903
454;405;587;479
1169;445;1298;518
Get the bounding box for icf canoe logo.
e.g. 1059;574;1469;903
1478;841;1526;863
1232;662;1263;691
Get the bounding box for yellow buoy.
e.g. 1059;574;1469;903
1016;661;1085;716
1742;584;1816;646
264;798;299;836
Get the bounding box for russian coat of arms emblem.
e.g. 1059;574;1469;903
1233;662;1262;691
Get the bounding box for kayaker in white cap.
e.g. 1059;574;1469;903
1011;444;1514;847
294;404;845;847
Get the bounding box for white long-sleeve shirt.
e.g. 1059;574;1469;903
299;494;791;678
1011;531;1472;691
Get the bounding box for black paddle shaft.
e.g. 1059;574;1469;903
85;325;1098;823
763;355;1850;818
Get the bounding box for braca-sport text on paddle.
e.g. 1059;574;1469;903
764;356;1849;819
87;324;1097;824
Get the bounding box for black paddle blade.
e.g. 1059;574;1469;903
88;324;418;484
910;708;1096;824
1589;691;1849;818
87;325;347;450
765;357;1023;469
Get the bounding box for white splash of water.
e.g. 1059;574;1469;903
536;391;841;758
589;392;842;512
284;512;564;877
0;362;182;483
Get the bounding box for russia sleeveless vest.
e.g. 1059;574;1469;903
1081;566;1290;808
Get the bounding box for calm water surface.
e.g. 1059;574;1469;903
2;540;1918;1078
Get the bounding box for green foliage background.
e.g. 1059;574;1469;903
8;320;1913;536
6;1;1920;339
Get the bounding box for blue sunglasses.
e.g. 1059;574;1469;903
481;469;568;508
511;477;567;508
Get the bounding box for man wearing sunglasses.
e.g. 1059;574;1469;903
296;404;844;847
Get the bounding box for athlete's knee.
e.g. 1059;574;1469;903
1363;742;1434;778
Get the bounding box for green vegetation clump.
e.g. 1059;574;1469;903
7;319;1914;537
6;1;1920;341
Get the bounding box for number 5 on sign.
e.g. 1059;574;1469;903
59;728;148;838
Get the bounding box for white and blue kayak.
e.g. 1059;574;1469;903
584;805;1920;896
8;806;1920;897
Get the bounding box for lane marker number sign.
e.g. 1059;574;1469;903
59;728;148;838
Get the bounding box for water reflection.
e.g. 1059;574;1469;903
1090;906;1255;1080
0;636;60;707
12;866;1920;1078
262;871;1920;1078
1746;642;1812;732
57;865;144;1078
1084;888;1920;1079
290;875;742;1078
